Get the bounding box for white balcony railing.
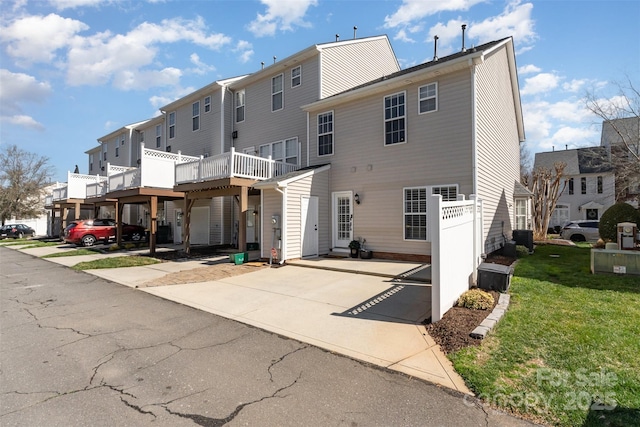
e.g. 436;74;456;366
86;177;109;198
51;173;106;201
175;147;299;185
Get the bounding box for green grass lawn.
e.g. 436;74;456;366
41;248;103;258
450;245;640;427
1;240;63;248
72;256;161;270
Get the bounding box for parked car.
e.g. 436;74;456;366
560;220;600;242
0;224;36;239
63;219;146;247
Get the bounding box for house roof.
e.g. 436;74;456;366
160;75;247;112
228;35;395;90
514;180;533;197
534;146;613;175
253;164;330;189
301;37;524;142
97;119;150;142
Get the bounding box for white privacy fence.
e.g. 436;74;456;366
175;147;298;184
52;173;106;201
429;194;483;322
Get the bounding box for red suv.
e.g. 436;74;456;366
64;219;146;247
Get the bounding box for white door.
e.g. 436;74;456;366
174;209;183;244
332;191;353;249
301;196;319;257
191;206;210;245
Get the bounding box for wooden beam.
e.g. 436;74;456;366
175;177;257;193
149;196;157;254
238;186;248;252
116;201;124;246
184;197;195;254
187;187;242;200
74;201;81;220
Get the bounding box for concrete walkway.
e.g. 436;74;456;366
15;243;470;394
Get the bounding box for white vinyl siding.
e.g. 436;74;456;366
291;65;301;88
419;82;437;114
272;74;283;111
384;92;406;145
192;101;200;131
404;187;427;240
318;111;333;156
168;112;176;139
235;90;245;123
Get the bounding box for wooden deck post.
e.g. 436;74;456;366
74;201;81;220
116;201;123;246
150;196;157;254
184;197;195;254
60;206;67;237
238;186;248;252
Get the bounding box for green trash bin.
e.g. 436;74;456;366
230;253;245;265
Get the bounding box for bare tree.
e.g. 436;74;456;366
0;145;54;224
520;141;533;184
529;162;567;241
585;78;640;205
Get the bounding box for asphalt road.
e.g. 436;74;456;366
1;247;535;426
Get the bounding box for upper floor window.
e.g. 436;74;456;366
419;82;438;114
404;187;427;240
155;124;162;148
103;151;107;161
139;131;144;143
291;66;301;87
115;147;119;157
235;90;245;123
120;135;125;146
89;154;94;172
192;101;200;131
384;92;406;145
259;137;298;165
318;111;333;156
169;112;176;139
568;178;574;195
204;96;211;113
581;177;587;194
597;176;603;194
272;74;283;112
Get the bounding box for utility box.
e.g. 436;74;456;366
512;229;534;253
477;263;513;292
617;222;638;250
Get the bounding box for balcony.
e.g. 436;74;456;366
106;145;199;193
51;173;106;201
175;147;299;185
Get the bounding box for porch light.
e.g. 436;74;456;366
354;193;361;205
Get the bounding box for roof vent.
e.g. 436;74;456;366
261;61;264;70
353;26;357;39
273;56;276;64
461;24;467;52
335;34;339;42
433;35;439;61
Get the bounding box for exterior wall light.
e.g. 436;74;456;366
354;193;361;204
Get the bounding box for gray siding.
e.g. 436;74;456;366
307;69;474;256
260;189;283;260
320;38;400;98
475;46;521;254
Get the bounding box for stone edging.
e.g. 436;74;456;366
470;293;510;339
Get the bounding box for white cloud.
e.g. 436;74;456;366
234;40;254;64
0;69;51;130
518;64;541;75
549;126;598;147
384;0;484;28
247;0;318;37
65;17;231;88
394;29;415;43
49;0;107;10
0;13;88;65
521;72;560;95
467;2;536;45
188;53;216;75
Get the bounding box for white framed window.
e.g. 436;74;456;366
89;154;94;172
169;112;176;139
120;135;125;145
272;74;283;111
204;96;211;113
115;147;119;157
404;187;427;240
515;199;527;230
291;65;301;88
155;124;162;148
139;131;144;143
418;82;437;114
103;151;107;161
430;185;458;201
192;101;200;131
384;92;406;145
318;111;333;156
259;137;298;165
235;90;245;123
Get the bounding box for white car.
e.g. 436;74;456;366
560;220;600;242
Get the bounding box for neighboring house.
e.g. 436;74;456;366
534;147;615;230
600;117;640;207
265;36;525;261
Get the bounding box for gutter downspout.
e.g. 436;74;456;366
275;186;286;264
470;58;478;197
306;111;310;167
220;86;227;244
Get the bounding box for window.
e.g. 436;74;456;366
291;66;301;87
272;74;283;111
192;101;200;131
235;90;245;123
120;136;125;146
169;112;176;139
384;92;405;145
89;154;94;172
155;124;162;148
597;176;603;194
204;96;211;113
581;177;587;194
259;138;298;165
139;131;144;143
404;187;427;240
568;178;574;195
418;82;437;114
103;151;107;161
318;112;333;156
515;199;527;230
431;185;458;201
115;147;119;157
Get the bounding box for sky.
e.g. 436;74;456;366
1;0;639;183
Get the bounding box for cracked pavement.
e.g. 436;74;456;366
1;247;535;426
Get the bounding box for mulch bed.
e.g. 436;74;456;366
425;253;515;354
